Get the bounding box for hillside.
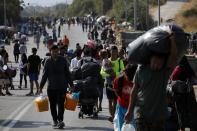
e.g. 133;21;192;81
175;0;197;32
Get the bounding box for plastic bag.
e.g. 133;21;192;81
121;123;135;131
65;93;78;111
128;24;188;64
72;92;79;100
114;113;119;131
34;95;48;112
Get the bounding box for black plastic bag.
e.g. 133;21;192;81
128;24;188;64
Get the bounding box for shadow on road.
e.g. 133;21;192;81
65;126;113;131
0;120;51;128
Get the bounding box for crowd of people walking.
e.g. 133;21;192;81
0;16;196;131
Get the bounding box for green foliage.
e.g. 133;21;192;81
66;0;155;30
182;8;197;17
0;0;23;25
108;0;125;20
67;0;98;16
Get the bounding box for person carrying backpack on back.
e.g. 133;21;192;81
113;64;137;131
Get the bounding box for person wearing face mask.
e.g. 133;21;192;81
39;45;73;129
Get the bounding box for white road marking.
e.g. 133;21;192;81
1;99;33;131
0;99;32;126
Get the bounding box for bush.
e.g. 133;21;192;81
182;8;197;17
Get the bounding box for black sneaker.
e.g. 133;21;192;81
6;92;13;96
26;92;34;96
52;121;58;129
57;121;65;129
99;106;102;111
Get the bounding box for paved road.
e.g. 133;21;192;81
153;0;188;22
0;24;113;131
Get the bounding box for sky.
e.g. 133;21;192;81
23;0;73;7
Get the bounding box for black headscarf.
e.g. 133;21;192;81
179;55;195;78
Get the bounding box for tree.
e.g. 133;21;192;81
0;0;24;25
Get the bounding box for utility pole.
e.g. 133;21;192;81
65;0;68;17
33;7;36;19
134;0;137;30
4;0;7;26
146;0;149;30
101;0;103;15
158;0;161;25
124;0;127;21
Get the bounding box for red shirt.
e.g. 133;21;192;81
63;37;69;46
170;65;195;81
113;74;133;109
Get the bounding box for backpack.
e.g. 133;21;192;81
71;67;82;80
81;59;101;78
71;58;101;80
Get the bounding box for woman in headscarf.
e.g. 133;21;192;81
169;55;197;131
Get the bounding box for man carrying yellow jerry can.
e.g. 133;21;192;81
39;45;74;129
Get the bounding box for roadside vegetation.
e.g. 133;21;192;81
175;0;197;32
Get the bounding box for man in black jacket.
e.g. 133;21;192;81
39;45;73;129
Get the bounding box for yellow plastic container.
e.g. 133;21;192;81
65;93;78;111
34;96;49;112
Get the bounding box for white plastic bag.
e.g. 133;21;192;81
114;113;119;131
121;123;135;131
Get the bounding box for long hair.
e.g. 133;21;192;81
124;64;138;81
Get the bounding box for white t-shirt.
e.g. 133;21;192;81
19;44;27;54
70;57;80;71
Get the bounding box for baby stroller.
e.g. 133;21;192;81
73;77;100;119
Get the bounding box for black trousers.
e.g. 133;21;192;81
19;74;27;86
136;119;165;131
47;89;66;122
14;53;19;63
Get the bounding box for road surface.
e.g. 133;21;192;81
0;24;113;131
